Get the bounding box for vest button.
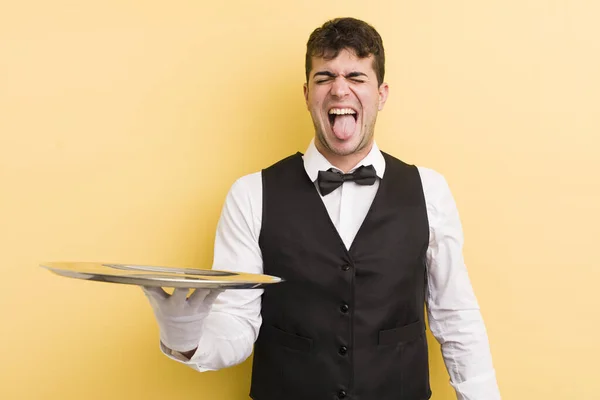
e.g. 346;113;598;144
340;304;349;313
338;389;347;398
338;346;348;355
341;264;350;271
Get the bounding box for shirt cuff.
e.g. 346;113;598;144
451;370;501;400
158;341;216;372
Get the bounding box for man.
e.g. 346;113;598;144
143;17;501;400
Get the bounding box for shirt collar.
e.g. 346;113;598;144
302;138;386;182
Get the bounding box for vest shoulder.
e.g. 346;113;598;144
414;166;448;195
381;151;417;171
263;152;303;171
381;152;444;179
380;153;448;191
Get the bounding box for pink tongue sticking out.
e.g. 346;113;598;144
332;115;356;140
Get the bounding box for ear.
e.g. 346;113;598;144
303;83;309;109
377;82;389;111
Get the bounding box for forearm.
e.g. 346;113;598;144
428;307;500;399
160;292;262;371
426;261;501;399
190;310;259;369
163;314;250;364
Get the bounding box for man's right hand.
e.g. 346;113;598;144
142;287;222;354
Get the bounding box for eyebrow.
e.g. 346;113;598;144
313;71;369;79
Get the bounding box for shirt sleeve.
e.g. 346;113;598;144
161;172;264;371
419;167;501;400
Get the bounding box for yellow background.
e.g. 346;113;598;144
1;1;599;399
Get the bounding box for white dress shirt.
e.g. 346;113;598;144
160;140;501;400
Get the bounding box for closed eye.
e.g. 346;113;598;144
312;71;368;84
313;71;336;83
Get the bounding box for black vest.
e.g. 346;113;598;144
250;152;432;400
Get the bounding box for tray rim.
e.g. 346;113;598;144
40;261;283;289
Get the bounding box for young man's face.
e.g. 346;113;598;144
304;48;389;159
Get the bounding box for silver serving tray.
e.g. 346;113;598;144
41;262;282;289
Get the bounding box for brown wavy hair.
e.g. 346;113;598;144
305;17;385;86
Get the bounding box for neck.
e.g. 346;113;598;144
316;140;374;173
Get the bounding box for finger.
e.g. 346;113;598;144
189;288;223;308
171;288;191;303
187;288;213;308
142;286;170;301
204;289;223;305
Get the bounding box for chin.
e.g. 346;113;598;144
327;137;363;156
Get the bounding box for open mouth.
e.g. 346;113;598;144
328;108;358;140
328;108;358;125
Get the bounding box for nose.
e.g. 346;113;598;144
330;77;350;98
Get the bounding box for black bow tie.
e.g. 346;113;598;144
317;165;377;196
